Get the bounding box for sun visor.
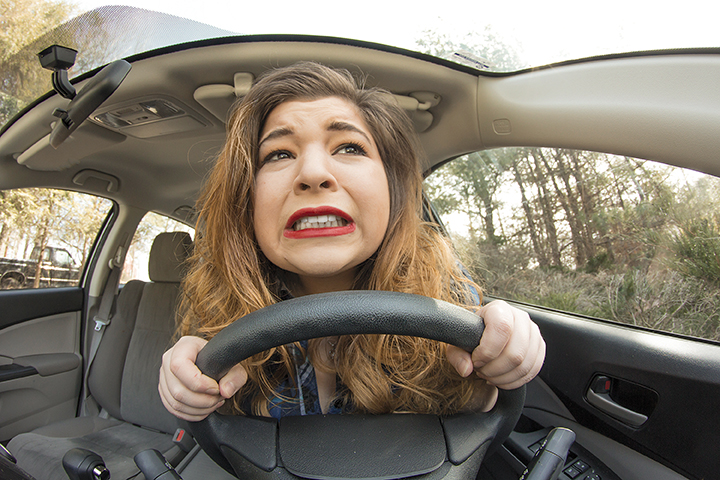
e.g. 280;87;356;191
16;122;125;171
193;74;440;133
193;84;236;123
390;92;441;133
193;73;254;123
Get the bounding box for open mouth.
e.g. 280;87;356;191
293;214;350;231
284;207;355;239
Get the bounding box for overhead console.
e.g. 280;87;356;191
90;95;208;139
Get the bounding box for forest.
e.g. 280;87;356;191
425;147;720;342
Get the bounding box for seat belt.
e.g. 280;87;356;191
79;241;125;416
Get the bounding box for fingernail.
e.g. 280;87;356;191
206;386;219;395
462;359;473;377
223;381;236;397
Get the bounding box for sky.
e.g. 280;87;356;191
75;0;720;69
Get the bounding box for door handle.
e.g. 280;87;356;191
586;375;650;427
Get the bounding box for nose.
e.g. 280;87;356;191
293;147;338;194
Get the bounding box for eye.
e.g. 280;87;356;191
334;143;367;156
262;150;293;165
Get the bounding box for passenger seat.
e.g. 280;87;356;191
7;232;192;480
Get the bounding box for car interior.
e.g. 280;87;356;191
1;8;719;480
6;232;192;478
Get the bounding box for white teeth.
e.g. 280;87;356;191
293;214;348;231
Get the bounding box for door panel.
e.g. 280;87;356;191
520;303;720;480
510;378;687;480
0;289;84;441
518;406;687;480
0;365;81;440
0;287;84;331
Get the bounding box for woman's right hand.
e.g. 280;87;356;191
158;335;247;421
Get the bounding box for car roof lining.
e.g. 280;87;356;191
1;38;719;223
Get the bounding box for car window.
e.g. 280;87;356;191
121;212;194;283
425;147;720;342
0;188;113;289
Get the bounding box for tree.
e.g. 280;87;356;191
2;3;237;127
0;0;76;125
528;149;562;267
0;188;112;271
539;150;589;267
1;3;154;127
509;151;548;267
416;27;720;341
415;26;523;72
426;151;511;244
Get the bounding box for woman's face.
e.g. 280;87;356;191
253;97;390;295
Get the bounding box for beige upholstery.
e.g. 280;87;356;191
149;231;193;283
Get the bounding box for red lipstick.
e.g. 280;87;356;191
284;206;356;239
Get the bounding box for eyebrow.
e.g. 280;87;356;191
259;127;294;148
327;121;373;144
258;121;373;148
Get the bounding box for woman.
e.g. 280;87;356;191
159;62;545;421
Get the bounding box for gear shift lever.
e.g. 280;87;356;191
134;449;182;480
62;449;110;480
519;427;576;480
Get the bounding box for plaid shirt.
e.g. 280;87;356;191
267;340;347;418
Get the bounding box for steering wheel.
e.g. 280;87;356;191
187;291;525;480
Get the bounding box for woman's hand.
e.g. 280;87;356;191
158;335;248;421
446;300;546;389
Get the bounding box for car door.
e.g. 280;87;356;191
426;147;720;480
496;303;720;480
0;188;114;442
0;286;85;440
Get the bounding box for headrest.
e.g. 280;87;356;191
148;232;193;283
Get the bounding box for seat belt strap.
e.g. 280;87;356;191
80;243;125;415
88;263;122;363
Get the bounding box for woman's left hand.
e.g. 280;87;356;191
446;299;546;390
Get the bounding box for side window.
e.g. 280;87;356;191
121;212;194;283
0;188;113;289
425;147;720;342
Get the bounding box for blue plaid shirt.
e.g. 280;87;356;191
267;340;346;419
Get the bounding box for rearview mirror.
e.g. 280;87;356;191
38;45;131;148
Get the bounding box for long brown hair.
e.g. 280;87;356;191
179;62;485;416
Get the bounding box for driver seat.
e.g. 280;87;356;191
7;232;192;480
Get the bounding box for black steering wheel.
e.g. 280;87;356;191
187;291;525;480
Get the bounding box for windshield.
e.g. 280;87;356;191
2;0;719;129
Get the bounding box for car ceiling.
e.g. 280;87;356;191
1;36;719;224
